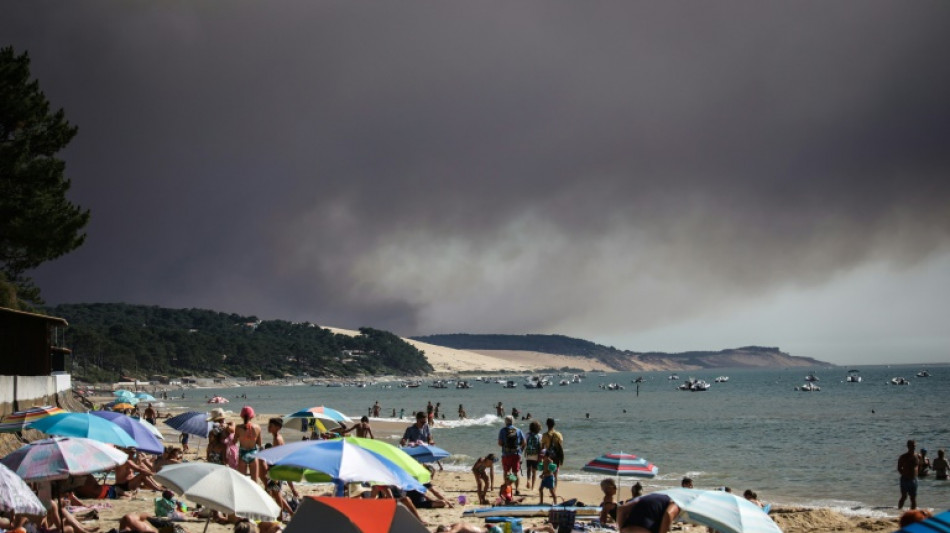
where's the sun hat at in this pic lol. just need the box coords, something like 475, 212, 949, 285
207, 408, 227, 421
240, 405, 255, 419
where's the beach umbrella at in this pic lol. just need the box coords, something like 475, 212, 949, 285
252, 439, 425, 492
0, 461, 47, 515
657, 489, 782, 533
106, 396, 139, 407
113, 390, 135, 398
28, 413, 138, 448
0, 406, 68, 433
134, 392, 157, 401
344, 437, 431, 483
207, 396, 230, 404
284, 406, 352, 425
0, 437, 129, 482
894, 510, 950, 533
87, 411, 164, 454
136, 418, 165, 440
164, 411, 213, 438
582, 452, 658, 478
155, 462, 279, 531
111, 403, 136, 411
284, 497, 429, 533
400, 444, 450, 464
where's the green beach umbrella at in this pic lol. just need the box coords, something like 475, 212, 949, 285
342, 436, 431, 484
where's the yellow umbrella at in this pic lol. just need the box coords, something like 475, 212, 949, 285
112, 403, 134, 411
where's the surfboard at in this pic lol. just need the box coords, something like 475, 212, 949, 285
462, 505, 602, 517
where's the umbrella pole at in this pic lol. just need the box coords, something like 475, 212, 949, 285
203, 516, 211, 533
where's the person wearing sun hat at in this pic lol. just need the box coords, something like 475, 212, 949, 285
235, 405, 263, 482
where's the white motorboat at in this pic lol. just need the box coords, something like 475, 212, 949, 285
679, 378, 711, 391
559, 379, 569, 386
668, 374, 680, 380
917, 370, 930, 378
796, 382, 821, 391
805, 373, 820, 382
714, 376, 729, 383
846, 370, 862, 383
891, 377, 910, 385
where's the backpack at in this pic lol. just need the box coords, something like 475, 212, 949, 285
546, 431, 564, 462
503, 426, 521, 454
525, 432, 541, 456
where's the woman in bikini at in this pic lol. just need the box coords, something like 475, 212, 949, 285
471, 454, 496, 504
235, 406, 263, 482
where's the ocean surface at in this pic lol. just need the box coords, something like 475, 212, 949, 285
164, 365, 949, 516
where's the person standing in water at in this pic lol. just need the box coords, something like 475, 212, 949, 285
898, 439, 920, 510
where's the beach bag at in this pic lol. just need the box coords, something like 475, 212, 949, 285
547, 432, 564, 464
548, 508, 575, 533
525, 433, 541, 458
503, 426, 520, 454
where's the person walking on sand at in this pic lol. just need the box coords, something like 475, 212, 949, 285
235, 406, 263, 482
497, 415, 526, 495
538, 449, 559, 504
524, 420, 542, 489
540, 418, 564, 481
898, 439, 920, 509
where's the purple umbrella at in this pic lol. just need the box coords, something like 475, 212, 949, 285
164, 411, 213, 438
89, 411, 164, 455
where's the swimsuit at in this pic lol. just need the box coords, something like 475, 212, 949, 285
239, 446, 259, 463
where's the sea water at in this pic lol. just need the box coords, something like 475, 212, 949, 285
167, 365, 950, 515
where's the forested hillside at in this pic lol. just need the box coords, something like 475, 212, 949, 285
50, 303, 432, 381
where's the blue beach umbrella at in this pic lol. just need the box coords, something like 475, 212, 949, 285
88, 411, 164, 454
284, 406, 352, 425
113, 390, 135, 398
252, 439, 425, 492
28, 413, 138, 448
401, 444, 450, 464
164, 411, 213, 438
657, 489, 781, 533
134, 393, 157, 402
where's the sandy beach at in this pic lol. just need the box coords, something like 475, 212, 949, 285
55, 405, 903, 533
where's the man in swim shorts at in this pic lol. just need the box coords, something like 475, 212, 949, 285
898, 439, 920, 509
497, 416, 526, 495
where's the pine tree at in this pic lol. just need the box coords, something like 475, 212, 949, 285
0, 46, 90, 308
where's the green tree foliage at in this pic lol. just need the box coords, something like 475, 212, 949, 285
0, 46, 90, 308
49, 303, 433, 381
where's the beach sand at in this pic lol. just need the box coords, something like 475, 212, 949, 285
64, 407, 900, 533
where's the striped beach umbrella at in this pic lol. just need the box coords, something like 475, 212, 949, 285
284, 497, 429, 533
284, 406, 351, 425
582, 452, 658, 478
0, 462, 47, 514
657, 489, 781, 533
0, 406, 67, 433
1, 437, 129, 482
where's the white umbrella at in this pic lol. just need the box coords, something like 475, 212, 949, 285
154, 463, 280, 523
657, 489, 782, 533
135, 418, 165, 440
0, 462, 47, 515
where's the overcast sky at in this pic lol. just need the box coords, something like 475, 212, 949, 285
5, 2, 950, 365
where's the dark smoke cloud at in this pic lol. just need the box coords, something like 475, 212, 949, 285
4, 2, 950, 343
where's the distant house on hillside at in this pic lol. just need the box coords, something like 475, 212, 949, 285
0, 307, 71, 376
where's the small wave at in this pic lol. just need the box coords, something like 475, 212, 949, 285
432, 414, 502, 429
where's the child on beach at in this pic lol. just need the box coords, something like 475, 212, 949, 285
472, 454, 496, 505
179, 432, 189, 453
539, 449, 558, 504
524, 420, 542, 490
498, 474, 526, 505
